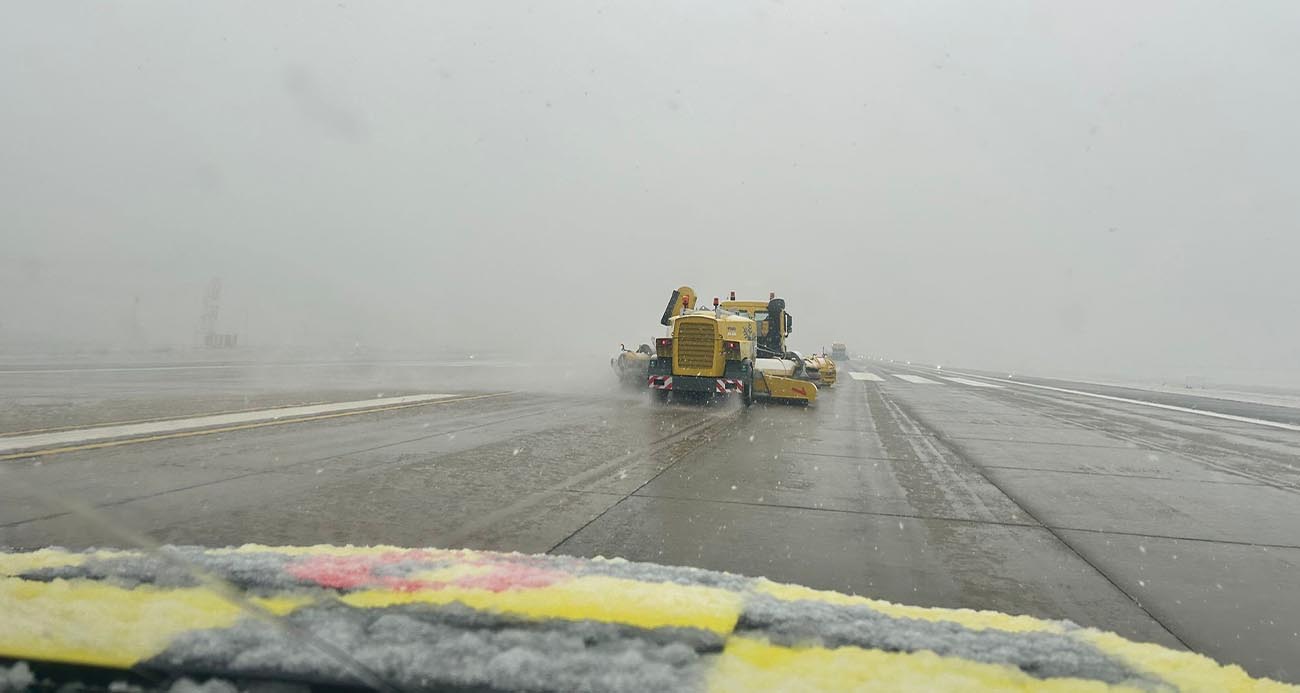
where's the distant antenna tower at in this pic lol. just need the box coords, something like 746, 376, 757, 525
198, 277, 221, 346
127, 295, 144, 347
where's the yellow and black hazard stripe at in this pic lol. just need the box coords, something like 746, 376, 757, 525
1, 546, 1292, 692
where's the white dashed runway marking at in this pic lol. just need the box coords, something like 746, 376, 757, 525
890, 374, 940, 384
941, 376, 1004, 388
849, 372, 886, 382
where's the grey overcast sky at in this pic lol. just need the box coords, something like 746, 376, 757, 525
3, 2, 1298, 380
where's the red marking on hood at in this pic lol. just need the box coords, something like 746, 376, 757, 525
287, 551, 432, 590
287, 552, 563, 593
451, 563, 559, 592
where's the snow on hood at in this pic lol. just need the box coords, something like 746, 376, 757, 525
0, 545, 1291, 692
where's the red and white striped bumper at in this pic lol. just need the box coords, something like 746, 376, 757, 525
715, 378, 745, 393
648, 376, 745, 393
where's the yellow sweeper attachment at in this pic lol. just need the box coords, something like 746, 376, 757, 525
753, 370, 818, 403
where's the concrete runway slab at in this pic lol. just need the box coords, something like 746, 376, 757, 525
3, 357, 1296, 681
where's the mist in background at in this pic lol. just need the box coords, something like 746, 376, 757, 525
3, 2, 1298, 384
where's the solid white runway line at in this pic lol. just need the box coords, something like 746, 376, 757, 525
848, 372, 886, 382
0, 361, 530, 375
890, 374, 940, 384
941, 376, 1004, 388
941, 370, 1300, 433
0, 364, 249, 375
0, 394, 455, 455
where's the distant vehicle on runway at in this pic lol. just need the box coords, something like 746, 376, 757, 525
610, 343, 653, 387
831, 342, 848, 361
804, 352, 837, 386
647, 286, 817, 404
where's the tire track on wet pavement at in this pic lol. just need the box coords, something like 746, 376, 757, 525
439, 405, 745, 551
871, 386, 1190, 650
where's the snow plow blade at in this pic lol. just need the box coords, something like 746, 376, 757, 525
755, 371, 818, 403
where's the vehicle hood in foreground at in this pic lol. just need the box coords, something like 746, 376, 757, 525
1, 545, 1290, 692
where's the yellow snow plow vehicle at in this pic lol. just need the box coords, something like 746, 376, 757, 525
647, 287, 817, 404
719, 291, 820, 403
805, 352, 837, 387
610, 343, 653, 387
